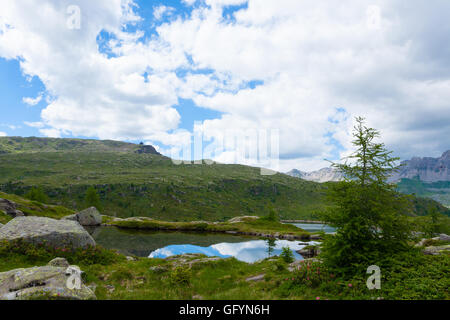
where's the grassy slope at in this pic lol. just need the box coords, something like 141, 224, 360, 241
397, 178, 450, 207
0, 191, 74, 224
0, 137, 448, 221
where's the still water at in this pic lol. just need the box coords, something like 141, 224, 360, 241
88, 227, 319, 263
290, 223, 336, 233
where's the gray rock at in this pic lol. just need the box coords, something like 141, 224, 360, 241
63, 207, 102, 226
439, 234, 450, 241
245, 274, 265, 282
0, 216, 96, 249
48, 258, 70, 268
0, 223, 3, 229
423, 245, 450, 255
0, 264, 96, 300
149, 265, 169, 274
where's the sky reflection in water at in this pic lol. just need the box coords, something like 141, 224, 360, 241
149, 239, 320, 263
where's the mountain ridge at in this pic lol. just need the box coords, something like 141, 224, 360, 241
287, 150, 450, 183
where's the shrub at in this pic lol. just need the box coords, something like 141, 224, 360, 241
169, 266, 192, 286
292, 261, 331, 288
0, 239, 122, 266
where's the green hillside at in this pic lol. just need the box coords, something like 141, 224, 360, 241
0, 137, 448, 221
397, 178, 450, 207
0, 136, 160, 155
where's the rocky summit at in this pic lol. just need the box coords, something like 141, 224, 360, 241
0, 216, 96, 249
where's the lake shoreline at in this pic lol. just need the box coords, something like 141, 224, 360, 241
102, 216, 321, 241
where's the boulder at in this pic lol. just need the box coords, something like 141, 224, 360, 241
0, 216, 96, 249
48, 257, 70, 268
439, 234, 450, 241
0, 198, 24, 218
63, 207, 102, 226
0, 263, 95, 300
296, 246, 321, 258
423, 245, 450, 255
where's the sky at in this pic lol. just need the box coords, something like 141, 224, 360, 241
0, 0, 449, 172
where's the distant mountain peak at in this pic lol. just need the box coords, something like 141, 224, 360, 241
288, 150, 450, 184
286, 167, 343, 183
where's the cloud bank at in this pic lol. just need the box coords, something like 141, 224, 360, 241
1, 0, 449, 171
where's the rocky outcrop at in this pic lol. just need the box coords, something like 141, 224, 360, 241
135, 144, 161, 155
0, 216, 96, 249
439, 234, 450, 241
389, 150, 450, 183
63, 207, 102, 226
0, 198, 24, 218
0, 259, 96, 300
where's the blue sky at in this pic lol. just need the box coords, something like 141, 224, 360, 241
0, 0, 449, 171
0, 0, 219, 138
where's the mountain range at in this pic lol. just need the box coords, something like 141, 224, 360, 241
287, 150, 450, 183
287, 150, 450, 207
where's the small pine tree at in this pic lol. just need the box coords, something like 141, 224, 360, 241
85, 186, 102, 211
25, 187, 48, 203
427, 206, 441, 237
280, 247, 295, 263
319, 117, 412, 276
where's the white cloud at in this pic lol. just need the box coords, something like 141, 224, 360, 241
153, 5, 175, 21
0, 132, 7, 137
1, 0, 450, 172
24, 121, 45, 128
22, 94, 43, 106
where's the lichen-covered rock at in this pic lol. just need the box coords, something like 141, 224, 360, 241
439, 234, 450, 241
0, 216, 96, 249
423, 245, 450, 255
0, 264, 96, 300
48, 257, 70, 268
63, 207, 102, 226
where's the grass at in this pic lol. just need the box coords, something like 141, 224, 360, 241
0, 191, 74, 224
0, 239, 448, 300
